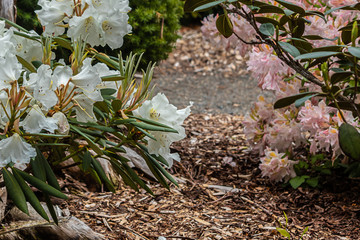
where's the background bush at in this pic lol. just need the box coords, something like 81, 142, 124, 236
16, 0, 183, 66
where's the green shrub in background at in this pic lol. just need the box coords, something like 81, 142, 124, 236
16, 0, 183, 66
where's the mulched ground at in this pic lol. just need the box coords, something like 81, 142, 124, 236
62, 27, 360, 239
63, 114, 360, 240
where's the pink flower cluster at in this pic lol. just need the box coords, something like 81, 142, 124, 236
259, 147, 297, 182
201, 0, 360, 182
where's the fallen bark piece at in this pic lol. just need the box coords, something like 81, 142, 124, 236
1, 203, 104, 240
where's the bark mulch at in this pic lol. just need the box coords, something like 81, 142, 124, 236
63, 114, 360, 239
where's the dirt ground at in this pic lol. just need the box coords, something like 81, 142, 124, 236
64, 27, 360, 239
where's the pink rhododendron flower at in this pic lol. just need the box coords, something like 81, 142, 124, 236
247, 45, 292, 91
310, 127, 341, 159
259, 147, 297, 182
297, 100, 334, 133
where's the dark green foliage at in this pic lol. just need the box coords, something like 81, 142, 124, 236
16, 0, 183, 66
16, 0, 42, 33
120, 0, 183, 67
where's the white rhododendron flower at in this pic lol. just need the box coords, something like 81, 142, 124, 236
0, 54, 22, 90
35, 0, 74, 36
134, 93, 192, 167
0, 133, 37, 167
52, 112, 70, 135
27, 65, 58, 110
73, 94, 98, 122
20, 105, 58, 134
36, 0, 131, 49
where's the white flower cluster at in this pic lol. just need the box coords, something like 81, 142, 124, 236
0, 20, 121, 167
35, 0, 132, 49
134, 94, 192, 167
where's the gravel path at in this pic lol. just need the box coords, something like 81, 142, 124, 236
153, 27, 272, 115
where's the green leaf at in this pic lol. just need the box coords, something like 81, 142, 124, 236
130, 121, 178, 133
276, 228, 291, 238
53, 37, 73, 50
3, 168, 28, 215
348, 47, 360, 58
256, 5, 284, 14
91, 157, 116, 193
70, 125, 103, 155
129, 116, 176, 129
274, 92, 317, 109
294, 94, 318, 108
16, 55, 36, 73
339, 123, 360, 161
100, 88, 117, 96
295, 51, 339, 60
278, 41, 300, 57
351, 21, 359, 46
301, 226, 309, 238
44, 194, 58, 224
37, 149, 61, 191
306, 177, 318, 187
0, 17, 29, 33
276, 0, 305, 15
330, 71, 353, 84
94, 53, 120, 70
289, 176, 306, 189
145, 152, 178, 187
216, 14, 233, 38
13, 169, 68, 199
82, 150, 93, 171
101, 75, 124, 82
193, 0, 226, 12
184, 0, 213, 12
12, 169, 49, 221
305, 10, 326, 22
259, 23, 275, 36
111, 99, 122, 112
31, 155, 46, 182
342, 30, 352, 44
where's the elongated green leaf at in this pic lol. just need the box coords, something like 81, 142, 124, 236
13, 169, 68, 199
259, 23, 275, 36
44, 194, 58, 224
131, 122, 178, 133
111, 99, 122, 113
348, 47, 360, 58
0, 17, 29, 32
274, 92, 317, 109
194, 0, 226, 12
53, 37, 73, 50
68, 119, 116, 133
135, 127, 157, 141
22, 133, 70, 138
35, 143, 70, 147
110, 159, 139, 191
82, 150, 92, 171
94, 53, 120, 70
216, 14, 233, 38
295, 51, 339, 60
37, 148, 61, 191
101, 75, 124, 82
184, 0, 213, 12
276, 0, 305, 15
121, 161, 153, 194
112, 119, 137, 125
147, 153, 178, 187
278, 41, 300, 57
70, 125, 103, 155
256, 5, 284, 14
339, 123, 360, 161
91, 157, 116, 193
12, 169, 49, 221
294, 94, 318, 107
129, 116, 175, 129
16, 55, 36, 73
3, 168, 28, 214
31, 155, 46, 182
305, 10, 326, 21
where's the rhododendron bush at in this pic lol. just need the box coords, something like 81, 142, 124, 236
0, 0, 192, 222
185, 0, 360, 186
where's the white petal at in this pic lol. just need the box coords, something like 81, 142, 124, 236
20, 105, 58, 133
0, 133, 37, 167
